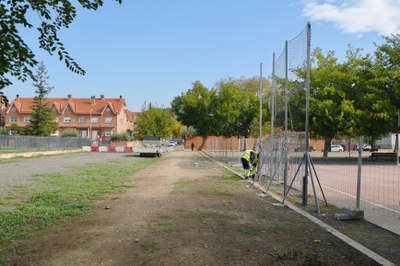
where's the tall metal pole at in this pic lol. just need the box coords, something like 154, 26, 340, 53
283, 41, 289, 194
302, 22, 311, 206
356, 136, 363, 209
259, 63, 263, 145
271, 53, 275, 140
271, 53, 276, 180
257, 63, 263, 181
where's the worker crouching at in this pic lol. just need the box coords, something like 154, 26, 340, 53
241, 149, 258, 179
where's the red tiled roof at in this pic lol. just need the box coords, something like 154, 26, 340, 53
7, 97, 127, 115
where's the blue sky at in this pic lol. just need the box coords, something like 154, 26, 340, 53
5, 0, 400, 111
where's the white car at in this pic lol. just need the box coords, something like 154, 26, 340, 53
330, 144, 344, 152
362, 144, 372, 151
168, 140, 177, 146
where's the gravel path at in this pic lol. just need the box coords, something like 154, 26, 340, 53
0, 152, 136, 197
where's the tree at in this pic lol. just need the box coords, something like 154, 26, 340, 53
168, 120, 184, 139
374, 34, 400, 150
344, 46, 396, 145
26, 62, 58, 136
295, 45, 397, 156
215, 81, 261, 137
180, 126, 197, 139
171, 80, 265, 149
297, 48, 358, 157
0, 0, 123, 90
135, 103, 176, 139
171, 81, 218, 148
374, 34, 400, 131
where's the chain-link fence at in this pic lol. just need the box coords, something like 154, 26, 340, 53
0, 135, 91, 152
203, 134, 400, 235
204, 23, 400, 235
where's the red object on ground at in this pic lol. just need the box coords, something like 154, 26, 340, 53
91, 146, 99, 152
124, 147, 133, 152
108, 146, 116, 152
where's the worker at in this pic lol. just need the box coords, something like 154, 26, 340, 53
241, 149, 258, 179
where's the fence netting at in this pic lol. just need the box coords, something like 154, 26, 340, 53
203, 23, 400, 236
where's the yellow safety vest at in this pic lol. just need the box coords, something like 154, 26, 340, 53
241, 149, 254, 162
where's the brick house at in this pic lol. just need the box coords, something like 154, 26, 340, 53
3, 95, 136, 141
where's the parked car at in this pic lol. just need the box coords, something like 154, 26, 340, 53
330, 144, 344, 152
168, 139, 177, 146
362, 144, 372, 151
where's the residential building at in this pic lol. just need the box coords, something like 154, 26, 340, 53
3, 95, 135, 141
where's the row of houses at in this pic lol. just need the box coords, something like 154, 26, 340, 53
0, 95, 140, 142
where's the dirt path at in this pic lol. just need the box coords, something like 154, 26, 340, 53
8, 151, 398, 265
11, 151, 221, 265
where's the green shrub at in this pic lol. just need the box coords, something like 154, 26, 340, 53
62, 128, 80, 138
0, 127, 7, 135
9, 123, 28, 135
110, 132, 131, 142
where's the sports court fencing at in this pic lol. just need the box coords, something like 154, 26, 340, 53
203, 136, 400, 235
0, 135, 91, 152
204, 23, 400, 235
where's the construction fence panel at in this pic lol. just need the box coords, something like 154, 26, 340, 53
204, 133, 400, 235
0, 135, 91, 152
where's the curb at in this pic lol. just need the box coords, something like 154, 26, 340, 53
0, 149, 81, 159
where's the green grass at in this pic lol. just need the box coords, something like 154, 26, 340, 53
0, 157, 157, 257
139, 241, 159, 253
197, 185, 233, 196
219, 173, 241, 185
182, 210, 235, 220
154, 215, 179, 232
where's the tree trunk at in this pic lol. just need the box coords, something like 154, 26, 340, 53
323, 138, 331, 158
198, 136, 208, 151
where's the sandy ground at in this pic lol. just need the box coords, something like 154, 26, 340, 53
4, 151, 400, 265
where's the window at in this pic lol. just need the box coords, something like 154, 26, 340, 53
24, 116, 31, 123
64, 117, 72, 123
54, 117, 59, 123
90, 117, 99, 123
105, 117, 113, 124
106, 107, 111, 112
79, 117, 86, 123
10, 117, 17, 122
51, 106, 56, 112
11, 106, 16, 111
66, 106, 72, 112
104, 130, 113, 136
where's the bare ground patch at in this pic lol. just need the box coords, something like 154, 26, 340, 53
4, 151, 399, 265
